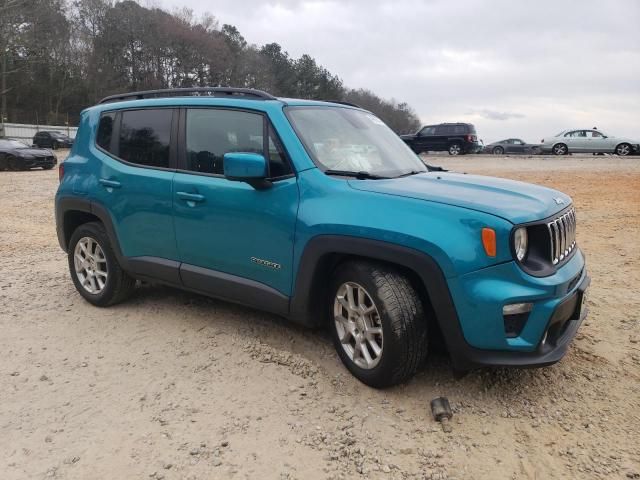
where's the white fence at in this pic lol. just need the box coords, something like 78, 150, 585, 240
0, 123, 78, 143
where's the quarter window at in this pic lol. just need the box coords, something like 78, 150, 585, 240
96, 112, 115, 152
118, 109, 172, 168
185, 109, 292, 178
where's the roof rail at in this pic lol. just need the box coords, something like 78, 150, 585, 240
328, 100, 362, 108
98, 87, 277, 104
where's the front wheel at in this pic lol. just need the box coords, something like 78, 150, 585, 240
552, 143, 568, 155
492, 146, 504, 155
329, 261, 429, 388
615, 143, 631, 156
68, 222, 135, 307
448, 143, 462, 156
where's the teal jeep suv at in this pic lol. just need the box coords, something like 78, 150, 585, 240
55, 87, 590, 388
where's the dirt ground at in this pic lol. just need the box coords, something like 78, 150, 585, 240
1, 152, 639, 480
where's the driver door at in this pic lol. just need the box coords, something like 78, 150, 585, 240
510, 139, 526, 153
587, 130, 607, 153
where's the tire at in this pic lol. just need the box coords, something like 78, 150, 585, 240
492, 146, 504, 155
51, 142, 59, 150
68, 222, 135, 307
615, 143, 632, 156
328, 260, 428, 388
448, 143, 462, 156
552, 143, 568, 155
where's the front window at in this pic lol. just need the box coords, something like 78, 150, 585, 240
185, 108, 292, 178
286, 106, 426, 178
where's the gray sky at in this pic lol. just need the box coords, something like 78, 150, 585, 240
157, 0, 640, 143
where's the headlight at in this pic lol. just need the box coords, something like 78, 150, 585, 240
513, 227, 528, 261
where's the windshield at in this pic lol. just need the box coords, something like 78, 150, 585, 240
286, 106, 427, 177
0, 139, 28, 149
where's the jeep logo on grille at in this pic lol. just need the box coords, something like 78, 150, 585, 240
251, 257, 281, 270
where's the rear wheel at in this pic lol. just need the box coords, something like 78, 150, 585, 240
492, 146, 504, 155
552, 143, 568, 155
329, 261, 428, 388
448, 143, 462, 156
68, 222, 135, 307
615, 143, 631, 156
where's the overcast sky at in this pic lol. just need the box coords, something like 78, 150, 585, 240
156, 0, 639, 143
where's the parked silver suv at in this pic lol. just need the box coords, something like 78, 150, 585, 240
541, 129, 639, 156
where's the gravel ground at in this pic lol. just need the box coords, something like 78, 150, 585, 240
1, 153, 639, 480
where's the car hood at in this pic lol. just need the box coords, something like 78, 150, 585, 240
15, 148, 53, 157
348, 172, 571, 224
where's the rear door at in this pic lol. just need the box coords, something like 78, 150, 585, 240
570, 130, 588, 152
433, 125, 451, 151
562, 130, 580, 152
90, 108, 178, 279
172, 107, 299, 300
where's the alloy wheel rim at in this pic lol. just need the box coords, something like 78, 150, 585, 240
450, 145, 461, 155
333, 282, 383, 369
618, 145, 629, 155
74, 237, 108, 294
555, 145, 566, 154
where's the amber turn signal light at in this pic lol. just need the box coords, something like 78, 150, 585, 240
481, 228, 496, 257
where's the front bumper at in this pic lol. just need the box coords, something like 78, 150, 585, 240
23, 156, 57, 168
443, 250, 590, 371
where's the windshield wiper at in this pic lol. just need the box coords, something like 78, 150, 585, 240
324, 169, 390, 180
425, 164, 447, 172
395, 170, 425, 178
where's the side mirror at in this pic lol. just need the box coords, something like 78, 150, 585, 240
223, 152, 271, 189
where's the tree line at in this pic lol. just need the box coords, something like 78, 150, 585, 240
0, 0, 421, 133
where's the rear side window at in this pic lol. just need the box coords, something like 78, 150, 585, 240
436, 125, 455, 135
453, 125, 466, 134
118, 109, 172, 168
96, 112, 115, 152
185, 108, 292, 178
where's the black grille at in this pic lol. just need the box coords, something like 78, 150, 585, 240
547, 207, 576, 265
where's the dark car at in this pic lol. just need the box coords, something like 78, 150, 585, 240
401, 123, 479, 155
484, 138, 540, 155
33, 131, 74, 149
0, 138, 57, 170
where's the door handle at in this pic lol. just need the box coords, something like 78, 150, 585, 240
99, 178, 121, 189
176, 191, 205, 203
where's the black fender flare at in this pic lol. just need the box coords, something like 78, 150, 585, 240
56, 196, 123, 258
288, 235, 466, 357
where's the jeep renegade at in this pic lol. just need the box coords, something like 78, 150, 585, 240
55, 87, 590, 388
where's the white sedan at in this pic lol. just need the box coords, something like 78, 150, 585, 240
540, 129, 639, 156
